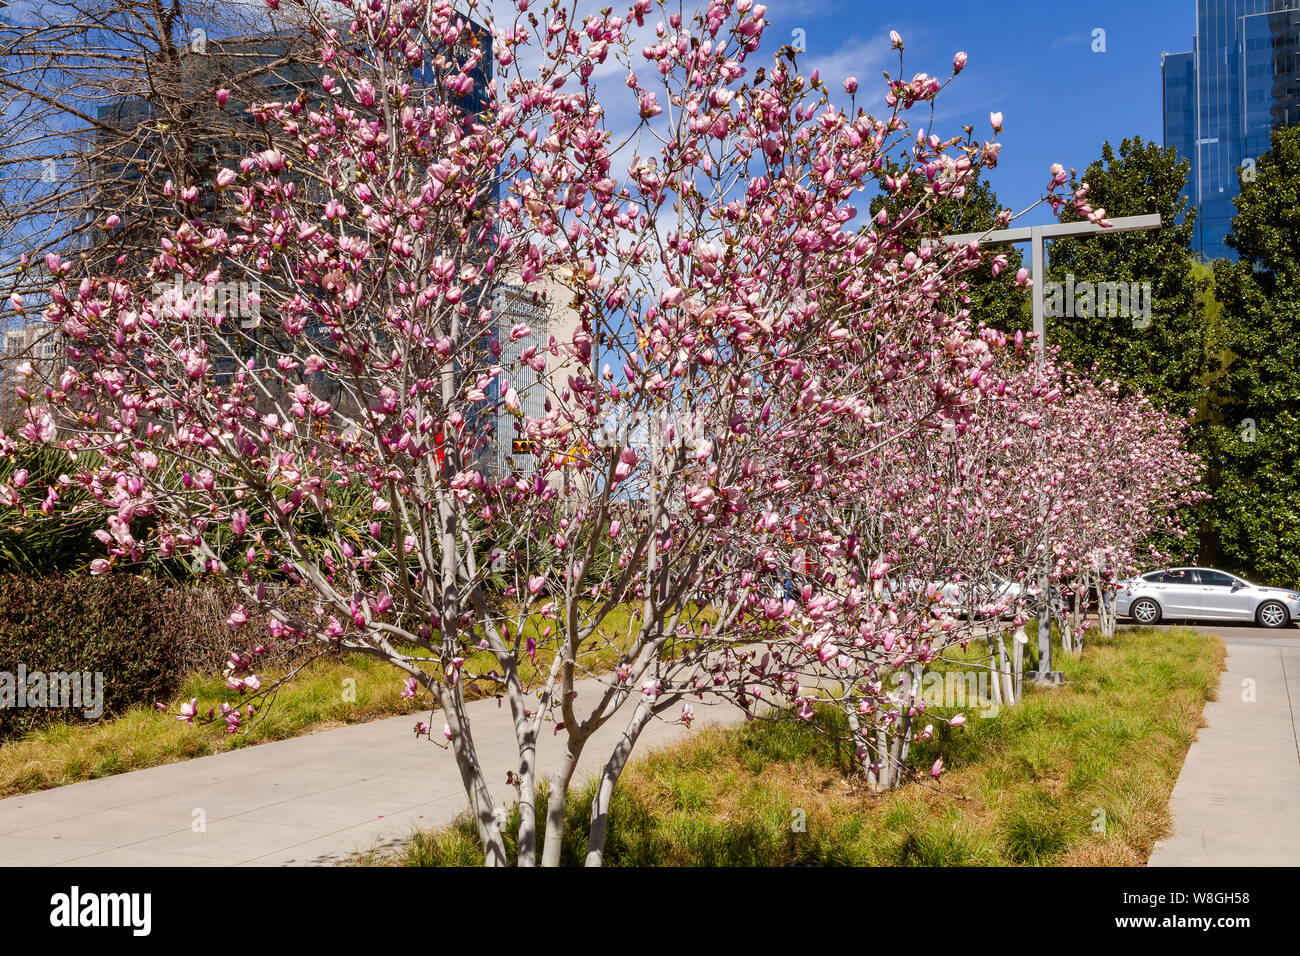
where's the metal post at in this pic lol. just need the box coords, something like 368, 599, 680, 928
1030, 225, 1055, 682
1031, 225, 1045, 347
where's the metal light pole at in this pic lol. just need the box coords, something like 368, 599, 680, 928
937, 213, 1162, 684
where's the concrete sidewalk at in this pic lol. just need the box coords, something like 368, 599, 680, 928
1148, 640, 1300, 866
0, 682, 744, 867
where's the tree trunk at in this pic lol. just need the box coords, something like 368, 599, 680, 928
867, 724, 890, 791
585, 696, 655, 866
1097, 576, 1117, 638
1008, 634, 1019, 702
506, 680, 538, 866
1036, 565, 1053, 677
440, 685, 506, 866
995, 630, 1015, 705
986, 634, 1004, 707
540, 740, 584, 867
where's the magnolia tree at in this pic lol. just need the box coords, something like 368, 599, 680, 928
752, 345, 1203, 790
0, 0, 1203, 852
713, 155, 1203, 789
748, 341, 1049, 789
1035, 370, 1203, 646
0, 0, 1032, 863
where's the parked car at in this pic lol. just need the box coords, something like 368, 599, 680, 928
1116, 567, 1300, 629
901, 570, 1040, 621
878, 570, 1054, 622
932, 570, 1023, 620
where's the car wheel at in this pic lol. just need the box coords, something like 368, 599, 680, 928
1131, 598, 1162, 625
1256, 600, 1290, 629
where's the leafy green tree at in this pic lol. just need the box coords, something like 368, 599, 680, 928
869, 167, 1027, 331
1203, 414, 1300, 586
1045, 138, 1209, 419
1202, 126, 1300, 586
0, 448, 104, 574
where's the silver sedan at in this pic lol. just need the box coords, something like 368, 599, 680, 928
1116, 567, 1300, 629
933, 571, 1025, 620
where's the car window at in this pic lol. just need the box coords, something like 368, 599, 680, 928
1141, 572, 1163, 582
1159, 569, 1193, 584
1198, 570, 1236, 587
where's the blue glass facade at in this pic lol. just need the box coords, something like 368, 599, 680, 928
1163, 1, 1300, 261
1162, 50, 1199, 245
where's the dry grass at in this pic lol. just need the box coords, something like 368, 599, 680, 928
0, 602, 642, 797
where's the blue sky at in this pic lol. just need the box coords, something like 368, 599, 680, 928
760, 0, 1196, 224
1, 0, 1200, 232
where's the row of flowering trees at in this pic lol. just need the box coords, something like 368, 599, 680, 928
0, 0, 1201, 864
760, 348, 1203, 790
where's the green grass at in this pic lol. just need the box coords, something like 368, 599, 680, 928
0, 602, 643, 797
374, 625, 1224, 866
0, 649, 427, 797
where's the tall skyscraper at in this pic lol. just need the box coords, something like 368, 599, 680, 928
1162, 1, 1300, 260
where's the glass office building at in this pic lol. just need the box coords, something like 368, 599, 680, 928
1162, 1, 1300, 261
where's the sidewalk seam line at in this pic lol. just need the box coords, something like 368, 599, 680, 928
1280, 647, 1300, 766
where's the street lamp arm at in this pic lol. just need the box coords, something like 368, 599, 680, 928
934, 213, 1162, 248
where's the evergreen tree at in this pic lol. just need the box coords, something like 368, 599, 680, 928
869, 167, 1028, 332
1203, 126, 1300, 586
1045, 137, 1209, 419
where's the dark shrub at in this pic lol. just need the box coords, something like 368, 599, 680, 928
0, 574, 185, 739
168, 581, 323, 675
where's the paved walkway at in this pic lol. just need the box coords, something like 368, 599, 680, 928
1147, 635, 1300, 866
0, 683, 744, 867
7, 623, 1295, 867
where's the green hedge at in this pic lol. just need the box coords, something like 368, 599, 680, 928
0, 575, 185, 740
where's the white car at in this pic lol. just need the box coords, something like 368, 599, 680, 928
932, 571, 1026, 620
1116, 567, 1300, 629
